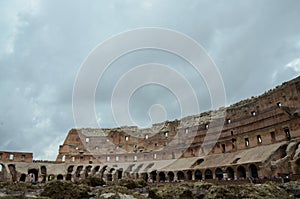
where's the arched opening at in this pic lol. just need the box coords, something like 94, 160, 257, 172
41, 166, 47, 183
57, 174, 63, 180
159, 172, 166, 182
141, 173, 148, 182
117, 169, 123, 179
205, 169, 213, 179
167, 171, 174, 182
107, 173, 113, 181
85, 165, 92, 178
48, 174, 55, 181
226, 167, 234, 179
66, 165, 74, 181
187, 170, 193, 180
177, 171, 185, 181
0, 164, 2, 172
19, 173, 26, 182
237, 166, 246, 179
28, 168, 38, 182
8, 164, 18, 182
66, 174, 72, 181
296, 158, 300, 174
150, 170, 157, 182
195, 170, 202, 180
75, 166, 83, 178
67, 165, 74, 173
215, 168, 223, 180
99, 165, 108, 179
249, 164, 258, 178
92, 166, 100, 175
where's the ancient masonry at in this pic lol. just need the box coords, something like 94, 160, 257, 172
1, 76, 300, 183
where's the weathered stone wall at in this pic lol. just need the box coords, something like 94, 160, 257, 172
1, 76, 300, 183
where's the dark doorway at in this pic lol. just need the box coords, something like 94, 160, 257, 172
226, 167, 234, 179
117, 169, 123, 179
141, 173, 148, 182
237, 166, 246, 179
187, 170, 193, 180
215, 168, 223, 180
167, 171, 174, 182
150, 171, 157, 182
19, 173, 26, 182
195, 170, 202, 180
205, 169, 213, 179
249, 164, 258, 178
159, 172, 166, 182
28, 169, 38, 182
66, 174, 72, 181
177, 171, 185, 181
57, 174, 63, 180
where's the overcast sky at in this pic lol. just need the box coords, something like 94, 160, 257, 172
0, 0, 300, 160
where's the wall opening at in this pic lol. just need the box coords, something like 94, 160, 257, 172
295, 158, 300, 174
159, 172, 166, 182
117, 169, 123, 179
141, 173, 148, 181
172, 152, 175, 159
107, 173, 113, 181
232, 138, 236, 149
222, 144, 226, 153
270, 131, 276, 141
9, 154, 14, 161
177, 171, 185, 181
57, 174, 63, 180
195, 170, 202, 180
48, 175, 55, 181
61, 155, 65, 162
153, 153, 157, 160
75, 166, 83, 178
205, 169, 213, 179
19, 173, 26, 182
92, 166, 100, 175
167, 171, 174, 182
237, 166, 246, 179
185, 128, 189, 134
28, 168, 38, 182
249, 164, 258, 178
164, 132, 168, 138
277, 102, 282, 108
150, 170, 157, 182
284, 128, 291, 140
245, 138, 249, 147
0, 164, 2, 172
215, 168, 223, 180
205, 124, 209, 130
85, 165, 92, 178
41, 166, 47, 183
251, 111, 256, 116
257, 135, 262, 144
187, 170, 193, 180
226, 167, 234, 180
66, 174, 72, 181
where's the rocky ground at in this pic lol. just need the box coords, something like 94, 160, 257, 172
0, 178, 300, 199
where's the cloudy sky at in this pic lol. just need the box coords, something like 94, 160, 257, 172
0, 0, 300, 160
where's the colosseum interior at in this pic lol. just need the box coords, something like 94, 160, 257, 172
1, 76, 300, 184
